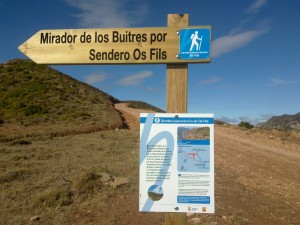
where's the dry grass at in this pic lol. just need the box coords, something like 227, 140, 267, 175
0, 124, 299, 225
0, 129, 162, 225
36, 187, 74, 208
0, 167, 31, 183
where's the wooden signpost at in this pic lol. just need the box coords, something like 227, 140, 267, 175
165, 14, 188, 225
19, 14, 211, 225
18, 25, 210, 65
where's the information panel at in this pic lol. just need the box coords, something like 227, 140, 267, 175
139, 113, 214, 213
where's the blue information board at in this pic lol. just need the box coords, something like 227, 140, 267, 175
179, 28, 211, 60
139, 113, 215, 213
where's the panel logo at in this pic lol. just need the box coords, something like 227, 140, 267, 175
179, 28, 211, 60
154, 117, 160, 123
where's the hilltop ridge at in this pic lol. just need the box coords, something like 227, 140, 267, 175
0, 59, 165, 140
0, 59, 123, 139
257, 112, 300, 130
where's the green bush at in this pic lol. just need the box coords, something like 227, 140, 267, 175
0, 110, 4, 125
10, 139, 32, 145
238, 121, 254, 129
24, 104, 46, 116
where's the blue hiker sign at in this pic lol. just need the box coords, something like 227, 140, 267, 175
179, 27, 211, 61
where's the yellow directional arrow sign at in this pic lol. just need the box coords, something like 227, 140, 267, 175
19, 27, 211, 65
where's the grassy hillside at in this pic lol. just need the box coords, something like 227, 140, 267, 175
0, 59, 123, 140
124, 100, 164, 112
0, 60, 167, 224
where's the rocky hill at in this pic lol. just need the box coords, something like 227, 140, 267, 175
178, 127, 210, 140
0, 59, 124, 139
257, 112, 300, 130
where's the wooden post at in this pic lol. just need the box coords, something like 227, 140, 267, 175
165, 14, 189, 225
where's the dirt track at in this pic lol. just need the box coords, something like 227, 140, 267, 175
115, 103, 300, 224
115, 103, 157, 129
213, 126, 299, 224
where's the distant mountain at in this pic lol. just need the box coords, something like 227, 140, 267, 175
257, 113, 300, 130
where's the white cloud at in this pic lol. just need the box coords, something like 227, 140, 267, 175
144, 86, 162, 92
246, 0, 268, 14
256, 113, 274, 122
270, 78, 300, 86
65, 0, 148, 28
116, 71, 152, 86
85, 72, 107, 84
212, 27, 269, 58
198, 76, 222, 85
152, 186, 163, 194
217, 113, 273, 125
239, 114, 274, 125
212, 0, 270, 58
216, 116, 239, 124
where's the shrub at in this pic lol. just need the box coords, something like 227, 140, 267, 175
37, 187, 74, 208
0, 168, 31, 183
0, 110, 4, 118
10, 139, 32, 145
75, 171, 103, 196
238, 121, 254, 129
0, 109, 4, 124
24, 104, 46, 116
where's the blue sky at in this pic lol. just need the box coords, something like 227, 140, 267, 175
1, 0, 299, 124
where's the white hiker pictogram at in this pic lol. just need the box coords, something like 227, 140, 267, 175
190, 31, 203, 51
